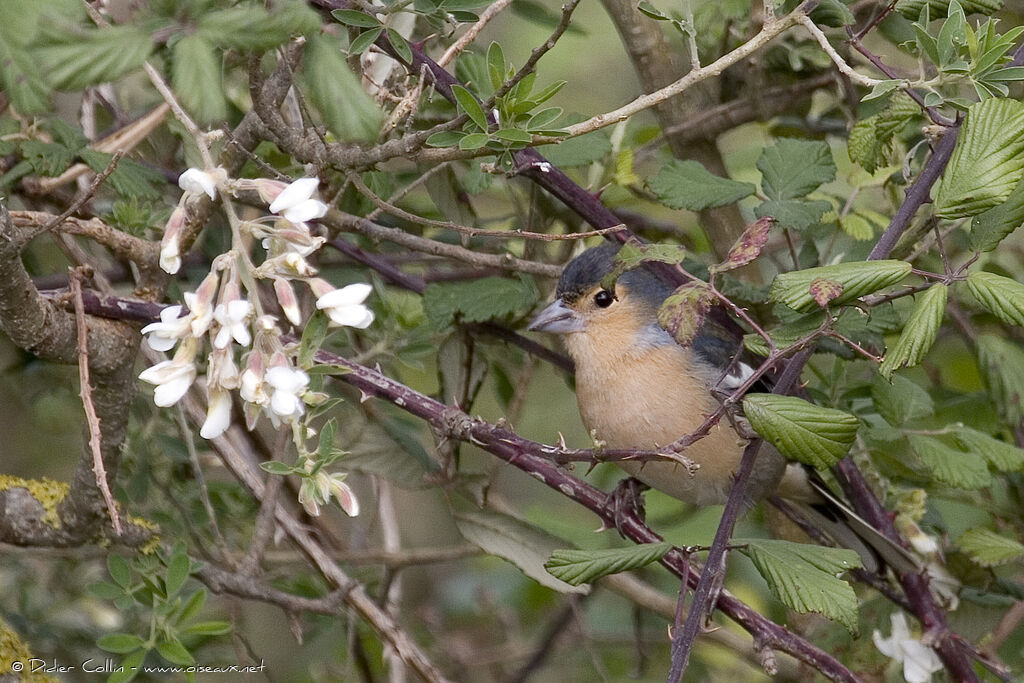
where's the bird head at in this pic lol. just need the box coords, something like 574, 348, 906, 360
528, 244, 675, 351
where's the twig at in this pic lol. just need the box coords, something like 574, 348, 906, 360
35, 151, 124, 241
799, 15, 884, 88
69, 268, 122, 536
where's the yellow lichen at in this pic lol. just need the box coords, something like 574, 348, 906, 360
0, 617, 58, 682
126, 515, 161, 554
0, 475, 69, 529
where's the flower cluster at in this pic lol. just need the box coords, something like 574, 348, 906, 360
873, 612, 943, 683
141, 171, 375, 517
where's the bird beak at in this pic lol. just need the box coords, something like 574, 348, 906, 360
528, 299, 584, 334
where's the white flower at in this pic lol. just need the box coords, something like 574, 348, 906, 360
873, 612, 943, 683
297, 468, 359, 517
159, 206, 185, 275
178, 167, 223, 200
141, 305, 189, 352
213, 299, 253, 349
200, 387, 233, 439
269, 177, 328, 223
313, 281, 374, 329
298, 479, 321, 517
183, 271, 220, 338
327, 473, 359, 516
264, 365, 309, 420
138, 359, 196, 407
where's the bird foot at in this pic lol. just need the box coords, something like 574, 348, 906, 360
601, 477, 649, 534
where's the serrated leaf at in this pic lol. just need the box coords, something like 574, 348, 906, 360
545, 543, 673, 585
879, 283, 947, 378
849, 117, 885, 172
22, 140, 75, 176
452, 84, 489, 130
600, 242, 688, 290
658, 282, 713, 346
952, 425, 1024, 471
839, 213, 876, 241
965, 271, 1024, 328
79, 150, 164, 200
304, 34, 382, 142
97, 633, 145, 654
871, 373, 935, 425
935, 98, 1024, 218
908, 434, 991, 488
422, 277, 537, 331
977, 333, 1024, 424
742, 394, 859, 468
37, 25, 153, 90
200, 4, 319, 50
648, 159, 756, 211
156, 640, 194, 666
107, 554, 132, 589
738, 539, 861, 633
969, 176, 1024, 251
769, 261, 912, 312
757, 139, 837, 200
172, 34, 226, 124
755, 199, 832, 231
0, 4, 50, 113
958, 527, 1024, 566
455, 510, 588, 594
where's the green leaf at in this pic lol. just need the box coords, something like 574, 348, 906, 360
492, 128, 533, 143
331, 9, 382, 27
977, 333, 1024, 424
109, 650, 143, 683
422, 277, 538, 331
769, 260, 912, 312
165, 552, 191, 598
908, 434, 991, 488
970, 176, 1024, 251
648, 160, 756, 211
260, 460, 297, 475
896, 0, 1002, 17
22, 140, 75, 176
0, 4, 50, 113
199, 4, 319, 50
738, 539, 861, 633
871, 373, 934, 426
180, 620, 232, 636
935, 98, 1024, 218
458, 132, 490, 150
107, 554, 132, 589
425, 131, 466, 147
348, 27, 382, 55
755, 199, 831, 231
600, 242, 689, 290
37, 25, 153, 90
304, 34, 382, 142
862, 79, 902, 101
97, 633, 145, 655
958, 527, 1024, 566
487, 41, 506, 91
455, 510, 589, 594
742, 394, 859, 468
156, 640, 194, 666
965, 271, 1024, 328
527, 107, 563, 130
79, 150, 164, 200
386, 28, 413, 64
757, 139, 837, 200
545, 543, 673, 586
317, 419, 337, 460
952, 425, 1024, 471
176, 588, 207, 624
452, 84, 489, 131
879, 283, 948, 378
298, 310, 329, 368
172, 35, 226, 124
536, 130, 611, 166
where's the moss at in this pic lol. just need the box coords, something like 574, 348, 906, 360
0, 475, 69, 529
0, 618, 58, 682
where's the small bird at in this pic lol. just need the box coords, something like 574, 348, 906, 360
528, 243, 916, 572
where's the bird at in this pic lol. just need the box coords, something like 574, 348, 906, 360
528, 242, 917, 573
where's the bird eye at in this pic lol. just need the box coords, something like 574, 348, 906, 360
593, 289, 615, 308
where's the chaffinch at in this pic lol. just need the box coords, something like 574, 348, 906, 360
529, 243, 917, 573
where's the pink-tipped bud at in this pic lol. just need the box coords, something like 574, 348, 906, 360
274, 278, 302, 326
255, 178, 290, 206
159, 206, 186, 274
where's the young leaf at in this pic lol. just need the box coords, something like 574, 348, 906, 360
304, 34, 382, 142
742, 394, 859, 469
647, 159, 756, 211
935, 98, 1024, 218
879, 283, 948, 378
952, 425, 1024, 471
455, 510, 589, 594
757, 139, 837, 200
260, 460, 297, 475
451, 84, 489, 130
176, 588, 207, 624
738, 539, 862, 633
958, 527, 1024, 566
964, 271, 1024, 328
970, 176, 1024, 251
908, 434, 991, 488
871, 373, 935, 426
769, 261, 912, 312
545, 543, 673, 586
172, 34, 227, 124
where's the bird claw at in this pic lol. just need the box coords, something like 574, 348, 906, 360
602, 477, 649, 534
